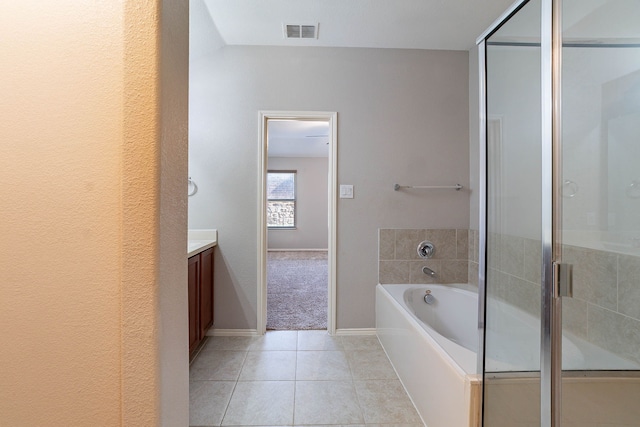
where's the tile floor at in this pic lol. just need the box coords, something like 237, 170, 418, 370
189, 330, 424, 427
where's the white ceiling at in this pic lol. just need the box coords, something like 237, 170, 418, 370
267, 120, 330, 158
203, 0, 516, 51
198, 0, 517, 156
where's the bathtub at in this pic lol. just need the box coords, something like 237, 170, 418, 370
376, 284, 481, 427
376, 283, 640, 427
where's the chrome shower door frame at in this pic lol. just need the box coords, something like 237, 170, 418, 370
477, 0, 563, 426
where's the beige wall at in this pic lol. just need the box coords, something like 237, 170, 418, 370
189, 46, 469, 329
0, 1, 188, 424
267, 157, 329, 250
468, 45, 481, 231
158, 0, 190, 424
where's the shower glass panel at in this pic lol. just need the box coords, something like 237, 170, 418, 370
560, 0, 640, 424
483, 1, 543, 425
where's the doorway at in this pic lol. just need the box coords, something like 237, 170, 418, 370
258, 111, 337, 335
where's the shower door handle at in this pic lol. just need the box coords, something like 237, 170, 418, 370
553, 262, 573, 298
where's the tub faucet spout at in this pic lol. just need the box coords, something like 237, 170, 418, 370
422, 266, 436, 277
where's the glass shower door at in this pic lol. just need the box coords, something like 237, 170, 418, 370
559, 0, 640, 424
482, 0, 640, 426
483, 1, 544, 425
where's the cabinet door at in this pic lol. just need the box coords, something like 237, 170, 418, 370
199, 248, 214, 336
188, 254, 200, 355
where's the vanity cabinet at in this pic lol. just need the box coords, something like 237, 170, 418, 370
188, 247, 214, 358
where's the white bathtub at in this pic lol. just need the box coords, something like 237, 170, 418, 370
376, 284, 481, 427
376, 283, 640, 427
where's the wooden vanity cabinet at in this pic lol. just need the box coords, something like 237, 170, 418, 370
199, 248, 214, 336
188, 247, 214, 358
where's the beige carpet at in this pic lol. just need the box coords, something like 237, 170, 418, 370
267, 251, 327, 330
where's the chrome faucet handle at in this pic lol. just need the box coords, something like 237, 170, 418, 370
417, 241, 435, 258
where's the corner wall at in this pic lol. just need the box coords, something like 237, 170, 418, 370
123, 0, 190, 424
0, 1, 189, 424
159, 0, 190, 424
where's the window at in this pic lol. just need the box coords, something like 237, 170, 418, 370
267, 171, 296, 228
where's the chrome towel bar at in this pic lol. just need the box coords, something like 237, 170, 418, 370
394, 183, 463, 191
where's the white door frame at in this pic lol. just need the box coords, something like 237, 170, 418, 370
258, 110, 338, 335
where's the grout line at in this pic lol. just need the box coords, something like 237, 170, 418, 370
237, 349, 250, 382
219, 374, 239, 427
616, 254, 619, 312
392, 229, 397, 260
292, 369, 297, 425
294, 337, 298, 381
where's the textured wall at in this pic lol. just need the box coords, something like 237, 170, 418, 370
122, 0, 190, 424
0, 1, 124, 424
189, 46, 469, 329
122, 1, 162, 423
0, 1, 189, 424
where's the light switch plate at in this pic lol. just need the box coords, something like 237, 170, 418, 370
340, 185, 354, 199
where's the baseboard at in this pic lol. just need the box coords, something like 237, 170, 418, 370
267, 248, 328, 252
208, 328, 376, 337
334, 328, 377, 336
207, 328, 260, 337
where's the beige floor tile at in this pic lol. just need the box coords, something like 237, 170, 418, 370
327, 424, 424, 427
347, 349, 397, 380
354, 380, 421, 424
297, 330, 343, 350
239, 351, 296, 381
294, 381, 364, 425
362, 424, 424, 427
249, 331, 298, 351
296, 351, 351, 380
222, 381, 294, 426
189, 334, 426, 427
205, 336, 256, 351
189, 380, 235, 426
189, 350, 247, 381
340, 335, 382, 352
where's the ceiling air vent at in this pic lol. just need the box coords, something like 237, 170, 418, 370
284, 23, 318, 39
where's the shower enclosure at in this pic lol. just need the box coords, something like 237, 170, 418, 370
478, 0, 640, 426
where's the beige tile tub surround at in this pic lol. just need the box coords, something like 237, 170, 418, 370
563, 244, 640, 366
379, 228, 640, 366
487, 231, 640, 367
468, 229, 480, 286
379, 228, 475, 285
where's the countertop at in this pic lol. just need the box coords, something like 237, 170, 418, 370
188, 229, 217, 258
